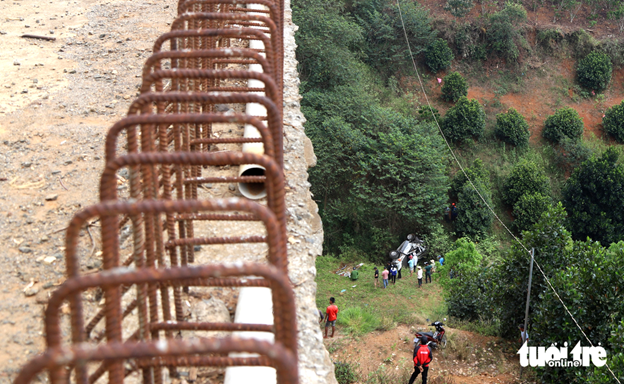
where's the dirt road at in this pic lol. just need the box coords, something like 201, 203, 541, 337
0, 0, 178, 380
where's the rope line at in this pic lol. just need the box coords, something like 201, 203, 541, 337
394, 1, 621, 381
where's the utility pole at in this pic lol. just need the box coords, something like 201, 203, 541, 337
520, 248, 535, 379
523, 248, 535, 344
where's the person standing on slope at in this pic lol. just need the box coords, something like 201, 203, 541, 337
409, 336, 433, 384
374, 267, 379, 288
408, 255, 415, 277
381, 267, 389, 289
390, 264, 398, 285
424, 262, 432, 284
417, 266, 423, 288
323, 297, 339, 338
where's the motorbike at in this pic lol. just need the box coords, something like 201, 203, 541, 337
414, 321, 447, 349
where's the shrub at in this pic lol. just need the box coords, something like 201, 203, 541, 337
488, 2, 527, 61
542, 107, 584, 143
550, 136, 593, 175
512, 192, 551, 232
417, 105, 440, 123
337, 307, 380, 335
536, 28, 563, 52
444, 0, 474, 17
603, 100, 624, 143
425, 38, 454, 73
495, 108, 530, 147
503, 159, 550, 206
439, 238, 491, 320
577, 51, 612, 92
450, 159, 489, 197
441, 96, 485, 142
441, 72, 468, 102
334, 362, 358, 384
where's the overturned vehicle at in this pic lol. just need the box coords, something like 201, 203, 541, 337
388, 234, 426, 273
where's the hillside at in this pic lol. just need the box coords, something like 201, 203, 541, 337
294, 0, 624, 382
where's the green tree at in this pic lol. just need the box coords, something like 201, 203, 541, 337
487, 2, 527, 60
603, 100, 624, 143
532, 240, 624, 383
441, 96, 486, 142
441, 71, 468, 102
495, 107, 530, 147
451, 159, 493, 239
502, 159, 551, 206
439, 238, 490, 320
490, 203, 573, 338
353, 119, 450, 235
542, 107, 584, 143
577, 51, 613, 92
425, 38, 454, 73
293, 0, 365, 90
562, 147, 624, 245
512, 192, 551, 232
352, 0, 436, 79
455, 181, 493, 239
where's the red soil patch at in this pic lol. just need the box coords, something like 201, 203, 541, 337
416, 58, 624, 145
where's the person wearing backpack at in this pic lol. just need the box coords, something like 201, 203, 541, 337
409, 336, 433, 384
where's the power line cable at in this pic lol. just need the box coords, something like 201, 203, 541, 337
394, 1, 621, 382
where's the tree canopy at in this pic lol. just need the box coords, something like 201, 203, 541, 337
562, 147, 624, 245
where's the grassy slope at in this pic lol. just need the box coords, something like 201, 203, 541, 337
316, 257, 526, 383
315, 257, 447, 333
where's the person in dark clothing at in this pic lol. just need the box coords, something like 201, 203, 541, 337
424, 262, 432, 284
451, 203, 458, 221
390, 264, 397, 285
374, 267, 379, 288
409, 336, 433, 384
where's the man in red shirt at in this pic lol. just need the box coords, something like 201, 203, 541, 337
323, 297, 339, 338
409, 336, 433, 384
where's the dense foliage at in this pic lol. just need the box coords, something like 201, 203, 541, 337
443, 205, 624, 382
425, 38, 455, 73
441, 71, 468, 102
294, 0, 450, 261
562, 147, 624, 245
502, 159, 551, 206
543, 107, 584, 143
441, 96, 485, 142
451, 160, 493, 238
333, 362, 358, 384
487, 2, 527, 60
511, 192, 551, 232
603, 100, 624, 143
577, 51, 613, 92
494, 108, 530, 147
439, 238, 487, 320
295, 3, 624, 380
532, 240, 624, 383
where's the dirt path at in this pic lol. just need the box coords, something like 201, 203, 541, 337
325, 325, 522, 384
0, 0, 179, 380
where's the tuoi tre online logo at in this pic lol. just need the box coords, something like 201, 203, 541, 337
517, 341, 607, 368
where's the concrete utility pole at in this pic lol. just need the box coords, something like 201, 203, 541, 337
523, 248, 535, 344
520, 248, 535, 379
